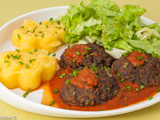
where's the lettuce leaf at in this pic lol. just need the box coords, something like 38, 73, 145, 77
128, 40, 153, 53
90, 0, 120, 12
147, 23, 160, 34
122, 5, 146, 22
152, 41, 160, 57
128, 40, 160, 57
61, 1, 102, 43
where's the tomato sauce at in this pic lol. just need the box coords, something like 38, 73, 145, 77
49, 68, 159, 111
65, 44, 90, 63
70, 69, 97, 89
125, 51, 148, 67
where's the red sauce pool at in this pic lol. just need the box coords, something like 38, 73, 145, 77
49, 68, 159, 111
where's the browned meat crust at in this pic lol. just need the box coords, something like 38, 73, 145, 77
58, 43, 114, 69
59, 68, 119, 106
112, 54, 160, 87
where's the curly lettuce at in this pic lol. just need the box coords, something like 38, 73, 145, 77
61, 0, 160, 58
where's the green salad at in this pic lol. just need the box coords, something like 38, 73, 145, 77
60, 0, 160, 58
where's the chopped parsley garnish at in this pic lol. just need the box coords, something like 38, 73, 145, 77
46, 24, 48, 28
83, 82, 86, 84
92, 66, 98, 70
19, 61, 24, 65
138, 56, 142, 60
23, 89, 31, 98
113, 90, 117, 96
120, 79, 124, 82
68, 45, 70, 48
29, 59, 36, 63
123, 51, 130, 57
11, 55, 16, 60
69, 73, 75, 77
65, 79, 70, 84
102, 66, 106, 69
35, 34, 37, 36
15, 49, 20, 52
4, 60, 9, 63
117, 73, 121, 77
141, 85, 144, 89
25, 64, 29, 69
126, 85, 131, 91
83, 67, 88, 69
17, 34, 21, 40
136, 88, 139, 92
34, 49, 38, 52
49, 18, 53, 22
144, 59, 148, 62
73, 60, 76, 62
122, 89, 125, 91
107, 67, 110, 70
41, 33, 44, 38
57, 21, 60, 25
147, 96, 153, 100
82, 51, 87, 55
95, 75, 98, 78
7, 55, 10, 59
138, 49, 142, 53
90, 53, 94, 55
73, 70, 78, 77
26, 30, 30, 33
86, 47, 91, 50
39, 31, 43, 33
21, 26, 24, 28
67, 108, 70, 110
52, 53, 56, 57
76, 52, 81, 55
53, 89, 58, 93
49, 100, 55, 106
136, 63, 140, 67
57, 27, 61, 29
29, 51, 33, 54
60, 73, 66, 78
48, 52, 50, 56
157, 87, 160, 92
11, 55, 21, 60
100, 109, 104, 111
32, 28, 35, 33
17, 55, 21, 59
39, 22, 42, 25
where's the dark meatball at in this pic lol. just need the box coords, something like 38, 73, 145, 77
59, 68, 119, 106
112, 53, 160, 87
59, 44, 118, 106
59, 43, 114, 69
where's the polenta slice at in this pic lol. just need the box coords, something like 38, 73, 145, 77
12, 19, 65, 53
0, 49, 58, 90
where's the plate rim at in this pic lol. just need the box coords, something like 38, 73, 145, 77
0, 6, 159, 118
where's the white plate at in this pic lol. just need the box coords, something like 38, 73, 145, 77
0, 6, 159, 118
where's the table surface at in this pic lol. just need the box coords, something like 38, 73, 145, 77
0, 0, 160, 120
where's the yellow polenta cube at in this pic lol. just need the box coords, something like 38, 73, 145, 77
12, 20, 65, 53
0, 49, 58, 90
